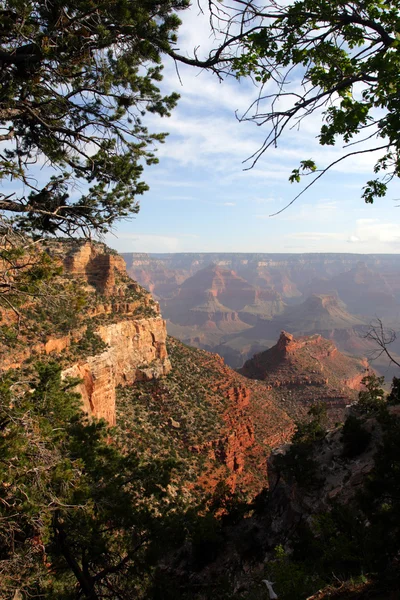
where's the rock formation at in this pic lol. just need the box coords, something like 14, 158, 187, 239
63, 318, 170, 425
62, 240, 128, 296
117, 337, 294, 497
122, 252, 400, 374
239, 331, 369, 422
0, 241, 171, 425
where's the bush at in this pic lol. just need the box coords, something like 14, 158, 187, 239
274, 402, 327, 489
341, 415, 371, 458
357, 374, 386, 415
72, 324, 108, 357
388, 377, 400, 405
268, 545, 319, 600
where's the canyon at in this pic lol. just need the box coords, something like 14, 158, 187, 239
3, 241, 399, 600
0, 242, 295, 497
123, 252, 400, 376
0, 241, 372, 496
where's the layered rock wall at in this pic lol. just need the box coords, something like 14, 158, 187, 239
63, 317, 171, 425
63, 242, 127, 296
1, 241, 171, 426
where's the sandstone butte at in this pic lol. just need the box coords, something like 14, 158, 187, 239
239, 330, 370, 423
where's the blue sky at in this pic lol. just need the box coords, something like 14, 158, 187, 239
104, 5, 400, 254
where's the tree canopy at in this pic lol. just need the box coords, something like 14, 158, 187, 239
170, 0, 400, 210
2, 0, 400, 231
0, 362, 186, 599
0, 0, 188, 236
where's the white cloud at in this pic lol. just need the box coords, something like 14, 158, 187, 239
349, 219, 400, 245
223, 201, 236, 206
283, 200, 339, 222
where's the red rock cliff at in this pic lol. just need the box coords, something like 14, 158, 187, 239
1, 241, 171, 426
63, 317, 170, 425
240, 331, 369, 422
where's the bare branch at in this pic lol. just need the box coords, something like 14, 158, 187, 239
365, 317, 400, 369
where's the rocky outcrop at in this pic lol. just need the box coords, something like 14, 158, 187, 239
129, 337, 295, 497
60, 243, 171, 424
63, 317, 170, 425
123, 253, 400, 373
239, 331, 369, 422
62, 241, 128, 296
263, 407, 400, 553
1, 241, 171, 426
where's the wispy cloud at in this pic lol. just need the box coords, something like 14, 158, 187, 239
287, 231, 345, 241
348, 219, 400, 245
283, 200, 339, 222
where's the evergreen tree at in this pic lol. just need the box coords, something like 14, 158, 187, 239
0, 0, 188, 236
0, 362, 182, 598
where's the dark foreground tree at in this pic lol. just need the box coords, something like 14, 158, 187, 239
0, 362, 185, 599
171, 0, 400, 210
0, 0, 188, 236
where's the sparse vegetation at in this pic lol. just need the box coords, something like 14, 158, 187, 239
357, 374, 387, 415
71, 324, 108, 358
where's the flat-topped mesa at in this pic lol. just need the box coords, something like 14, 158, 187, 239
276, 330, 337, 358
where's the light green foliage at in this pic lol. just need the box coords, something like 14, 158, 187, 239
357, 373, 387, 415
0, 0, 189, 236
223, 0, 400, 204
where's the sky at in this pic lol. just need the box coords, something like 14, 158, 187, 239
104, 5, 400, 255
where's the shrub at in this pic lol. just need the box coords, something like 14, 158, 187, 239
357, 374, 386, 416
341, 415, 371, 458
274, 403, 327, 489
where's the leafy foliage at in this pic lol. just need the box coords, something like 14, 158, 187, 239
0, 0, 188, 236
261, 377, 400, 600
357, 373, 386, 415
268, 544, 321, 600
172, 0, 400, 207
274, 402, 327, 488
0, 361, 184, 598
